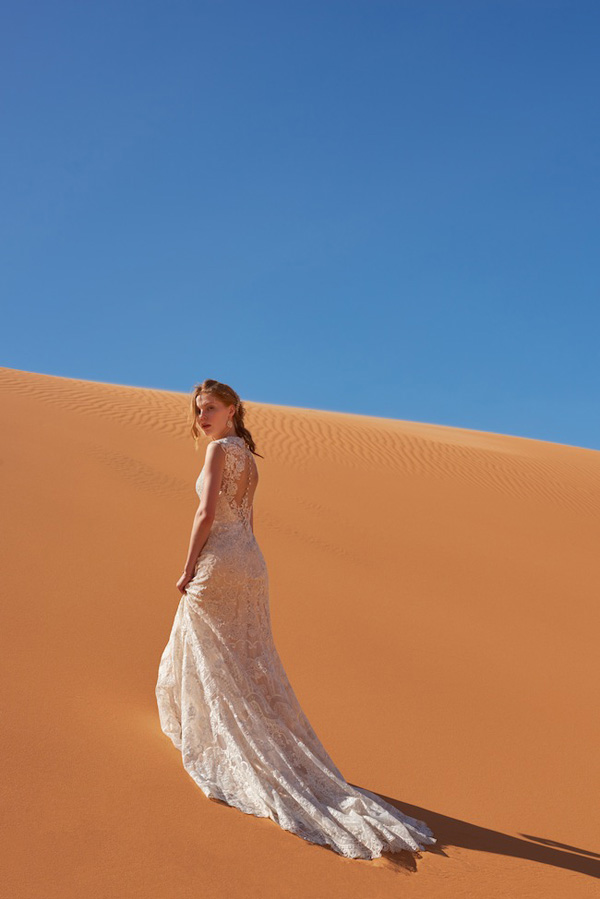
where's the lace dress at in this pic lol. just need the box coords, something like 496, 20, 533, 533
155, 434, 437, 859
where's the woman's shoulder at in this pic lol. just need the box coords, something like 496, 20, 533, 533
213, 435, 245, 447
207, 436, 246, 458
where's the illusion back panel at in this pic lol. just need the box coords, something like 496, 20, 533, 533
232, 451, 258, 512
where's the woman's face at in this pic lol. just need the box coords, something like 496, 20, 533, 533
196, 395, 235, 438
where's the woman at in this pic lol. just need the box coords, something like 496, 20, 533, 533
156, 379, 437, 860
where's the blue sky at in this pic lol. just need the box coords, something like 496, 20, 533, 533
2, 1, 598, 450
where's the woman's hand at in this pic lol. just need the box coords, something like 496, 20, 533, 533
176, 568, 194, 594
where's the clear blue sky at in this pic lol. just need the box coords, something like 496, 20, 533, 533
2, 1, 598, 450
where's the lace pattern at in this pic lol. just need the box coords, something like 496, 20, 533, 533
195, 436, 253, 532
156, 434, 437, 859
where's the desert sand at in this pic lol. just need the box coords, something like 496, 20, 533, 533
1, 366, 598, 898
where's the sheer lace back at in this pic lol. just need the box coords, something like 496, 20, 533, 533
217, 435, 257, 528
197, 435, 257, 531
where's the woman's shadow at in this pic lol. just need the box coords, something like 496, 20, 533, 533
348, 786, 600, 877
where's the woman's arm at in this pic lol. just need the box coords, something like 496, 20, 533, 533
250, 505, 254, 534
182, 443, 226, 577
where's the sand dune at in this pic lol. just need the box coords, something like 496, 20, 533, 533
1, 366, 598, 898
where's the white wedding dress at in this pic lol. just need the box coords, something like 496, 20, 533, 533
156, 434, 436, 859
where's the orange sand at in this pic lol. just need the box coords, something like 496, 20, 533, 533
1, 366, 598, 897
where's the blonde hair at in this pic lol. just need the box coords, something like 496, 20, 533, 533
189, 379, 263, 457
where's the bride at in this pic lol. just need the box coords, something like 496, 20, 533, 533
156, 379, 437, 860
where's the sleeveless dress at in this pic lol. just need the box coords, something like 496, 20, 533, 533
155, 434, 437, 859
